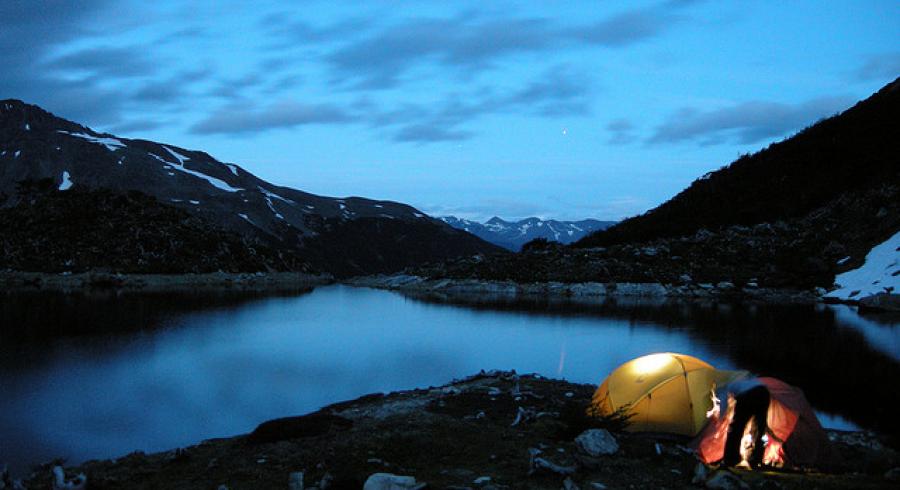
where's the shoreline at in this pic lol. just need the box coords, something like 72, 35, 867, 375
12, 371, 898, 489
345, 274, 825, 304
0, 271, 334, 292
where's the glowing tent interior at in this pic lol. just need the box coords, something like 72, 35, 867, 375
590, 353, 747, 437
693, 377, 836, 469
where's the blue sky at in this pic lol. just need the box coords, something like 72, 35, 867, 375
2, 0, 898, 220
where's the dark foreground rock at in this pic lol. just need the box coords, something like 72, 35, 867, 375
16, 372, 899, 489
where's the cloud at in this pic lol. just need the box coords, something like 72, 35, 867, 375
375, 65, 592, 143
189, 100, 354, 135
325, 5, 683, 90
46, 46, 158, 79
106, 119, 168, 135
568, 7, 679, 47
505, 65, 591, 116
606, 118, 636, 144
0, 1, 127, 124
258, 14, 373, 50
393, 124, 472, 143
648, 96, 854, 145
855, 52, 900, 82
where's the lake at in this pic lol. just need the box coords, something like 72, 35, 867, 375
1, 285, 898, 475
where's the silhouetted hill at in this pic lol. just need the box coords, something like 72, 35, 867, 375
577, 77, 900, 247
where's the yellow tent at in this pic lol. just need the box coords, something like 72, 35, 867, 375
591, 353, 747, 436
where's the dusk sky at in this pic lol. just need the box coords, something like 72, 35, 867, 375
3, 0, 898, 220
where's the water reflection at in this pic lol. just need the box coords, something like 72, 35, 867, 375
0, 285, 897, 475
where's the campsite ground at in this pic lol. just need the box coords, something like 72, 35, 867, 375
21, 372, 899, 489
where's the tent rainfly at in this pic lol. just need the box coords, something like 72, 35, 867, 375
591, 352, 747, 437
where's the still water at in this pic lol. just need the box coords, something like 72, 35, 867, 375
1, 285, 898, 474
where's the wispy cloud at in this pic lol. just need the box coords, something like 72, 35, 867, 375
854, 52, 900, 82
323, 3, 686, 90
189, 100, 354, 135
605, 118, 636, 144
648, 96, 853, 145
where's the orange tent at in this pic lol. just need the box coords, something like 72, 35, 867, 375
591, 353, 747, 436
694, 377, 836, 469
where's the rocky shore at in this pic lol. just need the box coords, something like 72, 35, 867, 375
0, 271, 333, 292
10, 371, 898, 489
345, 274, 822, 304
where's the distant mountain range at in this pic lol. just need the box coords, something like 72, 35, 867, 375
0, 100, 502, 276
439, 216, 615, 251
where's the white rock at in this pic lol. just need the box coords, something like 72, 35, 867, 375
363, 473, 424, 490
575, 429, 619, 456
51, 466, 86, 490
563, 476, 580, 490
590, 483, 607, 490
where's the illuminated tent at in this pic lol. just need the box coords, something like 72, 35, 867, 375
693, 377, 836, 469
591, 353, 747, 436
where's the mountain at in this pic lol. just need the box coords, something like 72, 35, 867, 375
414, 78, 900, 292
577, 77, 900, 248
0, 100, 502, 277
439, 216, 615, 251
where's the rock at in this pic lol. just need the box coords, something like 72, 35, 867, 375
716, 281, 735, 290
288, 471, 304, 490
589, 484, 607, 490
473, 476, 491, 485
562, 476, 580, 490
705, 470, 748, 489
691, 463, 709, 484
528, 448, 577, 476
51, 466, 86, 490
885, 467, 900, 481
575, 429, 618, 457
679, 274, 693, 284
363, 473, 425, 490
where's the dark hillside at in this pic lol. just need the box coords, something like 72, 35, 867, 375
0, 180, 311, 274
579, 77, 900, 247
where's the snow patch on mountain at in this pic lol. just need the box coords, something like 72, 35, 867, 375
826, 230, 900, 300
258, 186, 293, 203
57, 131, 125, 151
58, 171, 73, 191
163, 146, 190, 165
149, 152, 243, 193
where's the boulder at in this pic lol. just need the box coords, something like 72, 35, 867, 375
363, 473, 425, 490
575, 429, 619, 457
